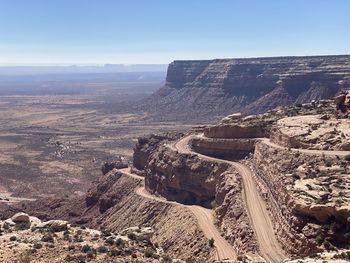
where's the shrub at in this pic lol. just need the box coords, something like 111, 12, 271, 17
345, 154, 350, 162
76, 254, 86, 263
109, 248, 121, 257
105, 237, 115, 245
309, 253, 318, 258
33, 243, 42, 249
73, 234, 83, 243
127, 232, 137, 240
208, 238, 215, 247
64, 255, 76, 262
161, 255, 173, 263
185, 258, 195, 263
15, 222, 30, 231
115, 237, 125, 247
325, 160, 332, 167
101, 229, 111, 237
81, 244, 92, 253
86, 250, 96, 259
41, 234, 54, 243
144, 247, 155, 258
97, 245, 108, 253
19, 251, 31, 263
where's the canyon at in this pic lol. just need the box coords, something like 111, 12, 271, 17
1, 57, 350, 263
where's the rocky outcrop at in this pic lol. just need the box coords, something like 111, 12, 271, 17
101, 159, 128, 175
215, 170, 259, 254
133, 133, 182, 171
252, 140, 350, 255
204, 124, 268, 138
140, 55, 350, 121
144, 143, 259, 254
145, 146, 228, 206
270, 115, 350, 150
190, 137, 256, 159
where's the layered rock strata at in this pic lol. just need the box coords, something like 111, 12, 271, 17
190, 137, 256, 159
251, 139, 350, 255
141, 55, 350, 121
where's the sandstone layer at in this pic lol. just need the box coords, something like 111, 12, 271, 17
140, 55, 350, 121
190, 137, 256, 159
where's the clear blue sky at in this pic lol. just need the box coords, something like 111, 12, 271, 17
0, 0, 349, 65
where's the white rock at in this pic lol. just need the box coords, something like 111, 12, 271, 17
37, 220, 68, 232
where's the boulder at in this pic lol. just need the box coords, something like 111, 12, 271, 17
338, 140, 350, 151
121, 226, 154, 241
37, 220, 68, 232
11, 212, 30, 224
29, 216, 42, 226
136, 227, 154, 241
101, 160, 128, 175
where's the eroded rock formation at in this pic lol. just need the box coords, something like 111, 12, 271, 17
140, 55, 350, 121
134, 136, 259, 255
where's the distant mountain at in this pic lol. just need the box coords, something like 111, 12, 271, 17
139, 55, 350, 122
0, 64, 167, 76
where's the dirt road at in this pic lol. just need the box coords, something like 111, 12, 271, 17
174, 135, 286, 263
120, 168, 236, 261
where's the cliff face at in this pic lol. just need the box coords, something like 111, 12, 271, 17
133, 133, 182, 171
190, 137, 256, 159
252, 140, 350, 255
142, 55, 350, 121
145, 145, 227, 206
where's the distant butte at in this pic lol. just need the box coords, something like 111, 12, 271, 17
140, 55, 350, 122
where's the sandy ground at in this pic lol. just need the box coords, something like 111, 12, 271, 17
0, 90, 193, 202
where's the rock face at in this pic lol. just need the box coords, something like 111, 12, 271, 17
190, 137, 256, 159
252, 140, 350, 255
141, 55, 350, 121
133, 133, 181, 171
204, 124, 268, 138
145, 146, 228, 206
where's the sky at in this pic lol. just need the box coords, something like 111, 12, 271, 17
0, 0, 349, 65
